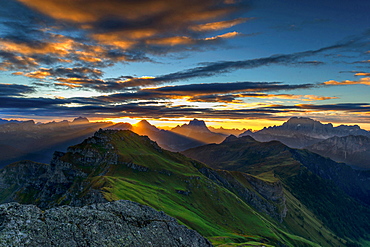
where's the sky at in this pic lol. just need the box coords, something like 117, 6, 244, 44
0, 0, 369, 130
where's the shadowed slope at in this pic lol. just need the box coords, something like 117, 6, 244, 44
183, 135, 370, 245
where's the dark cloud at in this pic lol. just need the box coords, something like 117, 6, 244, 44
120, 40, 356, 87
296, 61, 325, 65
0, 96, 68, 108
0, 95, 283, 120
266, 103, 370, 112
1, 90, 369, 121
0, 0, 250, 72
142, 81, 315, 94
63, 80, 315, 100
0, 50, 39, 70
14, 67, 104, 79
187, 94, 239, 103
0, 83, 35, 96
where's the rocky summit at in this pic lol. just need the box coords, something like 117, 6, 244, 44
0, 200, 213, 247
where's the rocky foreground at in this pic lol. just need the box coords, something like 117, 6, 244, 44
0, 200, 213, 247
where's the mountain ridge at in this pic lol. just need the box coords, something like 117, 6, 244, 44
240, 117, 370, 149
0, 129, 353, 246
182, 135, 370, 242
306, 135, 370, 169
171, 119, 227, 144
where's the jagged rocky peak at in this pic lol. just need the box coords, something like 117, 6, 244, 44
335, 124, 361, 131
282, 117, 332, 129
72, 116, 89, 124
188, 118, 208, 128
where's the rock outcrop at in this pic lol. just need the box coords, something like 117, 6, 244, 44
0, 200, 212, 247
306, 135, 370, 169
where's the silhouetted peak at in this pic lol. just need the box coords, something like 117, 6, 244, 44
285, 117, 317, 125
135, 120, 159, 132
222, 134, 256, 144
72, 117, 89, 124
22, 120, 35, 125
137, 120, 152, 127
239, 135, 256, 142
239, 129, 254, 137
282, 117, 333, 129
222, 135, 238, 143
188, 119, 207, 128
336, 124, 361, 131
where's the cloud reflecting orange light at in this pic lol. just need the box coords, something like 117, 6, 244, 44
191, 17, 251, 32
324, 77, 370, 86
17, 0, 246, 53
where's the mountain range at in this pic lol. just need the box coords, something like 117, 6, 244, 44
1, 116, 370, 245
240, 117, 370, 169
306, 135, 370, 169
0, 117, 112, 167
1, 129, 370, 246
171, 119, 227, 144
0, 118, 228, 168
1, 116, 369, 170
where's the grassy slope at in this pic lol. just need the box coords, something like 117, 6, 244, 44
67, 130, 319, 246
183, 137, 370, 246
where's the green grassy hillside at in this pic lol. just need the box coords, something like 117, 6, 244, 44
1, 130, 365, 246
66, 130, 317, 246
183, 135, 370, 246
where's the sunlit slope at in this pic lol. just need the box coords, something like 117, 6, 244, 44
58, 130, 319, 246
183, 135, 370, 246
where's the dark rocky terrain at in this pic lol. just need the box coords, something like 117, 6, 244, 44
306, 135, 370, 169
0, 200, 212, 247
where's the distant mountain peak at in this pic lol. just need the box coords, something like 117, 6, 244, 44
188, 118, 207, 128
284, 117, 333, 128
137, 119, 152, 126
222, 135, 239, 143
72, 117, 89, 124
222, 134, 256, 144
134, 120, 160, 132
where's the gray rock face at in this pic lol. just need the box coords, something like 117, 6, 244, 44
0, 200, 213, 247
306, 135, 370, 169
199, 167, 287, 222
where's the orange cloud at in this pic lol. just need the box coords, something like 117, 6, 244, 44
238, 93, 337, 101
56, 77, 105, 86
17, 0, 248, 53
147, 36, 193, 46
355, 72, 370, 76
54, 83, 82, 88
0, 37, 75, 56
302, 95, 338, 101
24, 70, 52, 79
191, 17, 251, 32
0, 55, 39, 70
205, 31, 241, 40
324, 77, 370, 86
